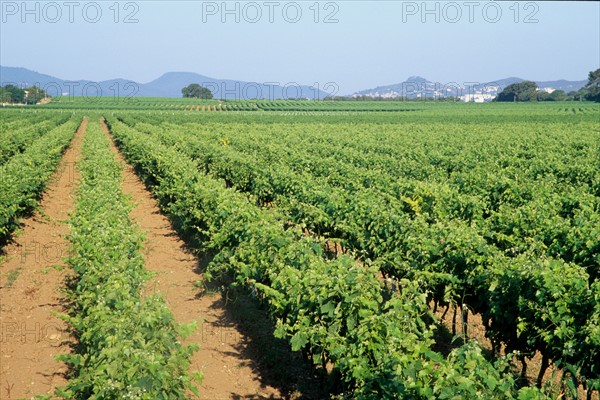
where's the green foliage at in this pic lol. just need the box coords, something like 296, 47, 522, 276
584, 68, 600, 102
0, 114, 70, 165
547, 89, 566, 101
0, 84, 25, 103
24, 85, 48, 104
495, 81, 539, 102
0, 115, 78, 242
181, 83, 214, 99
0, 84, 48, 104
109, 103, 599, 396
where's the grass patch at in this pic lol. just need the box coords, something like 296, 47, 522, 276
4, 267, 22, 288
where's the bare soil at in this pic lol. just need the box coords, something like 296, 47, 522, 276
0, 117, 86, 399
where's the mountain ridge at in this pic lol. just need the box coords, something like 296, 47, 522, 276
0, 66, 589, 100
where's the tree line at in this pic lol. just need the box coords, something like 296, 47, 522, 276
0, 85, 48, 104
495, 68, 600, 102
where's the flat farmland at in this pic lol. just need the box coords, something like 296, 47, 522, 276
1, 101, 598, 399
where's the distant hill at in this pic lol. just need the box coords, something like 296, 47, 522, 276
0, 67, 63, 88
352, 76, 587, 99
0, 66, 329, 100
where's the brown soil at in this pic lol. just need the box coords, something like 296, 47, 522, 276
0, 117, 86, 399
100, 118, 322, 399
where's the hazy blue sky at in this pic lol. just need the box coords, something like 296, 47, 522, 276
1, 1, 598, 93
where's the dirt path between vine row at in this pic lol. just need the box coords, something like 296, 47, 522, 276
0, 117, 87, 399
100, 118, 301, 399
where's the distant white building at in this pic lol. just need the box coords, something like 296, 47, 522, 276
460, 93, 495, 103
538, 87, 556, 94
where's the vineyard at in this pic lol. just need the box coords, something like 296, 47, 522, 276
41, 96, 450, 112
0, 101, 599, 399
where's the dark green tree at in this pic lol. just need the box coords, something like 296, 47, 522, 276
0, 84, 25, 103
495, 81, 538, 102
548, 90, 566, 101
536, 91, 550, 102
583, 68, 600, 102
0, 88, 10, 103
567, 90, 587, 101
182, 83, 213, 99
24, 86, 48, 104
536, 90, 567, 102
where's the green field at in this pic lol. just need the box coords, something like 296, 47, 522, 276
1, 100, 599, 399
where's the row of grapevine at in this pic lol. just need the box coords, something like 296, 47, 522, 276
0, 116, 79, 242
255, 101, 418, 112
0, 110, 52, 133
56, 118, 199, 398
41, 97, 264, 111
106, 117, 549, 398
0, 114, 71, 165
